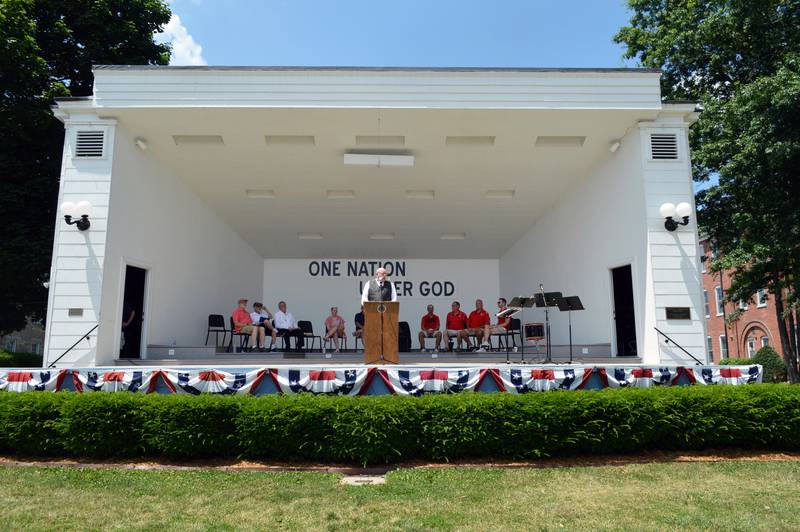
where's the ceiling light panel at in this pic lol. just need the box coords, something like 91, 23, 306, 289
445, 136, 495, 146
369, 233, 396, 240
534, 136, 586, 147
440, 233, 466, 240
326, 189, 356, 199
406, 189, 435, 199
485, 190, 515, 199
355, 135, 405, 148
246, 189, 276, 199
265, 135, 316, 146
298, 232, 323, 240
343, 153, 415, 167
172, 135, 224, 146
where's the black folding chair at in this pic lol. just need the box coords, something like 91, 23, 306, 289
205, 314, 228, 347
297, 320, 322, 352
496, 318, 522, 353
228, 316, 251, 353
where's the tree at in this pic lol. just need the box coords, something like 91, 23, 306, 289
0, 0, 171, 335
614, 1, 800, 381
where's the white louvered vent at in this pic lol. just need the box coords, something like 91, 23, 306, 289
650, 133, 679, 160
74, 130, 105, 158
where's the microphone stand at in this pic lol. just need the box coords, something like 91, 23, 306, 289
539, 283, 552, 363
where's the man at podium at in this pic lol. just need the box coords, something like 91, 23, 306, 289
360, 267, 398, 303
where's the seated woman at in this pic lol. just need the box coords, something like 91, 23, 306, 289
324, 306, 346, 353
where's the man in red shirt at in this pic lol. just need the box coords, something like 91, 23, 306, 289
480, 297, 512, 352
231, 298, 265, 352
445, 301, 470, 352
467, 299, 490, 351
418, 304, 442, 352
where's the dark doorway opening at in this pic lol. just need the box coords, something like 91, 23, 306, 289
120, 265, 146, 359
611, 265, 637, 357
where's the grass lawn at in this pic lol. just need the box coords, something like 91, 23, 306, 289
0, 461, 798, 531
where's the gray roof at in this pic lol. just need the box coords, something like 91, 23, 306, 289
93, 64, 661, 74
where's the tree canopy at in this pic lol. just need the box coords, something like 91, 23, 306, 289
0, 0, 171, 335
615, 0, 800, 379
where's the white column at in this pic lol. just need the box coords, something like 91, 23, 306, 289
43, 115, 116, 367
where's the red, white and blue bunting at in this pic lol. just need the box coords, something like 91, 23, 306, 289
160, 369, 267, 395
378, 368, 487, 395
0, 365, 763, 394
685, 365, 762, 385
0, 369, 68, 392
269, 368, 373, 395
598, 366, 681, 388
72, 369, 162, 393
488, 366, 593, 393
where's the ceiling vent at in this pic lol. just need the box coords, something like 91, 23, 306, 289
74, 130, 105, 158
650, 133, 679, 159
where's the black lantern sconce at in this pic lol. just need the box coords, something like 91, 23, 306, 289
60, 201, 92, 231
659, 202, 692, 232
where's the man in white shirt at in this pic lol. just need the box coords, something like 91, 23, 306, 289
250, 302, 277, 351
361, 267, 398, 303
273, 300, 304, 351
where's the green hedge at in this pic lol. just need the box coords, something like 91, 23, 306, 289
719, 346, 787, 382
0, 385, 798, 465
0, 350, 43, 368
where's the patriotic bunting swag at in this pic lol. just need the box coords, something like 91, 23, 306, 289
160, 369, 267, 395
72, 370, 161, 393
0, 369, 68, 392
379, 368, 486, 395
686, 365, 762, 385
598, 366, 680, 388
0, 365, 762, 394
269, 368, 373, 395
490, 366, 593, 393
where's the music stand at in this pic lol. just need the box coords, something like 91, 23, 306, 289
557, 296, 584, 363
534, 291, 562, 363
508, 297, 536, 363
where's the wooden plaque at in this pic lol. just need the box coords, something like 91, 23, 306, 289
363, 301, 399, 364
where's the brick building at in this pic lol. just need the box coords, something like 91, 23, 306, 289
700, 237, 782, 362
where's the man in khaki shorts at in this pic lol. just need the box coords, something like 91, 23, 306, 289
480, 297, 512, 351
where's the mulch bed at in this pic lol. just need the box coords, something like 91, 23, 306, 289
2, 449, 799, 475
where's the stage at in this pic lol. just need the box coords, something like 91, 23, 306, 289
0, 361, 762, 395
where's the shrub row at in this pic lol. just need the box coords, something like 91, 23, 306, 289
0, 350, 43, 368
719, 346, 787, 382
0, 385, 798, 465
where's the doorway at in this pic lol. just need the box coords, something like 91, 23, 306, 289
120, 265, 147, 359
611, 264, 637, 357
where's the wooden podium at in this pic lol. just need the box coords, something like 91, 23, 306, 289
363, 301, 399, 364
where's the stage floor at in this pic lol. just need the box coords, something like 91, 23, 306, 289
124, 349, 639, 367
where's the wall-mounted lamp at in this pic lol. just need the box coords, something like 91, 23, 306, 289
659, 202, 692, 231
609, 140, 621, 153
134, 137, 148, 151
60, 201, 92, 231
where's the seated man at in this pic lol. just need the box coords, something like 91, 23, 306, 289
324, 306, 346, 353
353, 305, 365, 340
467, 299, 490, 352
273, 301, 304, 352
418, 304, 442, 353
445, 301, 470, 352
250, 302, 278, 351
481, 297, 512, 352
232, 298, 264, 352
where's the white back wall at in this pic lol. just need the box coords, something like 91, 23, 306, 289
499, 127, 647, 357
262, 259, 499, 338
95, 127, 264, 363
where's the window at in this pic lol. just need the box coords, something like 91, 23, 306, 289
747, 337, 756, 357
30, 343, 40, 355
4, 339, 17, 353
700, 245, 707, 273
703, 290, 710, 317
739, 299, 748, 311
719, 335, 729, 359
761, 336, 770, 348
757, 289, 767, 307
715, 286, 724, 315
706, 336, 714, 358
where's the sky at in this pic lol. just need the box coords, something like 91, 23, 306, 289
158, 0, 637, 68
